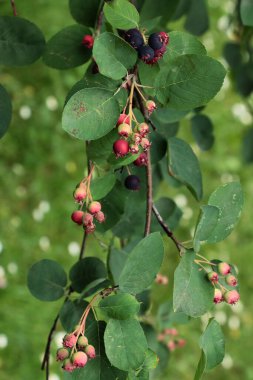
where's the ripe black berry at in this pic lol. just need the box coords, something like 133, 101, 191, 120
148, 33, 163, 50
138, 45, 155, 63
124, 175, 140, 190
124, 29, 144, 49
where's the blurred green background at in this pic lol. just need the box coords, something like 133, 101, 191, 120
0, 0, 253, 379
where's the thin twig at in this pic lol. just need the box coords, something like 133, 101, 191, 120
144, 149, 153, 236
152, 204, 183, 253
10, 0, 17, 16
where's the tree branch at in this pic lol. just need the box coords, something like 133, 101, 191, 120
10, 0, 17, 16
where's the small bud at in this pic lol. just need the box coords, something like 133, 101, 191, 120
155, 273, 169, 285
218, 262, 231, 275
137, 122, 149, 137
225, 274, 238, 287
77, 336, 89, 350
207, 271, 219, 284
56, 348, 69, 361
146, 100, 156, 114
73, 187, 87, 203
134, 152, 148, 167
71, 210, 84, 225
129, 144, 139, 154
63, 334, 77, 349
82, 35, 94, 49
140, 137, 151, 150
72, 351, 88, 368
224, 289, 240, 305
117, 113, 130, 126
83, 212, 94, 226
85, 344, 96, 359
213, 288, 223, 304
62, 358, 76, 372
88, 201, 102, 214
118, 123, 132, 137
94, 211, 106, 223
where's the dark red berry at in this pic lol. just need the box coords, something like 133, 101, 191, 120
82, 35, 94, 49
159, 32, 169, 45
134, 153, 148, 166
124, 29, 144, 49
124, 175, 140, 190
148, 33, 164, 50
138, 45, 155, 63
113, 139, 129, 157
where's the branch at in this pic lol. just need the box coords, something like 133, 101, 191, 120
152, 204, 182, 253
144, 150, 153, 236
10, 0, 17, 16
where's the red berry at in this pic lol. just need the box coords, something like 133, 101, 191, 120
213, 288, 223, 304
134, 153, 148, 166
159, 32, 169, 45
225, 274, 238, 287
71, 210, 84, 225
94, 211, 105, 223
82, 35, 94, 49
118, 123, 132, 137
207, 271, 219, 284
113, 139, 129, 157
117, 113, 130, 126
218, 262, 231, 275
85, 344, 96, 359
73, 187, 87, 203
224, 289, 240, 305
72, 351, 88, 368
88, 201, 101, 214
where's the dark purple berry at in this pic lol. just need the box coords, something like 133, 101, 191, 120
138, 45, 155, 63
148, 33, 163, 50
124, 29, 144, 49
124, 175, 140, 191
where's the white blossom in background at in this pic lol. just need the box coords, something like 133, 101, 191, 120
0, 334, 8, 348
46, 96, 58, 111
203, 35, 215, 52
174, 194, 188, 208
0, 266, 7, 289
19, 105, 32, 120
228, 315, 240, 330
16, 186, 27, 198
217, 15, 230, 32
222, 353, 233, 369
68, 242, 80, 257
39, 200, 51, 214
12, 163, 25, 176
39, 236, 51, 251
49, 374, 60, 380
232, 300, 244, 314
182, 207, 193, 220
32, 208, 44, 222
232, 103, 253, 125
54, 332, 65, 348
215, 311, 227, 325
7, 262, 18, 275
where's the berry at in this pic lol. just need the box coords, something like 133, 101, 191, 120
77, 336, 89, 350
94, 211, 106, 223
155, 273, 168, 285
71, 210, 84, 225
154, 45, 167, 58
164, 328, 178, 336
124, 175, 140, 191
167, 340, 176, 351
63, 334, 77, 348
56, 348, 69, 361
146, 100, 156, 114
177, 339, 186, 348
137, 122, 149, 137
73, 186, 87, 203
72, 351, 88, 368
148, 33, 164, 50
134, 153, 148, 166
224, 289, 240, 305
218, 262, 231, 275
82, 35, 94, 49
225, 274, 238, 287
88, 201, 102, 214
85, 223, 96, 234
138, 45, 155, 63
117, 113, 130, 126
159, 32, 169, 45
62, 358, 76, 372
141, 137, 151, 150
207, 271, 219, 284
113, 139, 129, 157
129, 144, 139, 154
83, 212, 94, 226
124, 29, 144, 49
118, 123, 132, 137
133, 133, 142, 144
213, 288, 223, 304
85, 344, 96, 359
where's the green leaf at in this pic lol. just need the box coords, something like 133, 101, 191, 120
155, 54, 226, 110
140, 0, 180, 25
108, 247, 130, 284
162, 31, 206, 62
154, 107, 189, 124
27, 259, 67, 301
191, 114, 215, 151
70, 257, 107, 293
62, 88, 120, 140
200, 319, 225, 370
43, 25, 92, 69
0, 85, 12, 139
168, 137, 203, 200
138, 61, 159, 97
69, 0, 101, 27
108, 152, 140, 168
90, 173, 116, 200
242, 127, 253, 163
119, 233, 164, 294
104, 0, 139, 29
93, 32, 137, 80
240, 0, 253, 26
98, 293, 140, 320
87, 129, 119, 165
193, 205, 220, 252
184, 0, 209, 36
194, 351, 206, 380
0, 16, 45, 66
150, 131, 167, 164
173, 251, 213, 317
206, 182, 243, 243
60, 300, 88, 332
157, 300, 190, 331
104, 319, 148, 371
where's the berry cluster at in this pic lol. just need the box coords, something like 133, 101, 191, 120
123, 29, 169, 64
56, 333, 96, 372
158, 328, 186, 352
71, 171, 105, 234
207, 262, 240, 305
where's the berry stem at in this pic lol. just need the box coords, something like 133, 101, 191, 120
144, 149, 153, 236
10, 0, 17, 16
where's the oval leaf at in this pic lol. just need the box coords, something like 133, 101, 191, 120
27, 259, 67, 301
193, 205, 220, 252
240, 0, 253, 26
98, 293, 140, 320
0, 85, 12, 139
90, 173, 116, 200
200, 318, 225, 370
60, 300, 88, 332
191, 114, 215, 151
104, 0, 139, 29
69, 0, 101, 27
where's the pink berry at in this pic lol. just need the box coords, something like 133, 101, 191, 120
207, 271, 219, 284
164, 328, 178, 336
73, 187, 87, 203
83, 212, 94, 226
146, 100, 156, 114
77, 336, 89, 350
71, 210, 84, 225
159, 31, 169, 45
85, 223, 96, 234
133, 133, 142, 145
62, 358, 76, 372
167, 340, 176, 351
118, 123, 132, 137
218, 262, 231, 275
177, 339, 186, 348
129, 144, 139, 154
155, 273, 168, 285
141, 137, 151, 150
137, 122, 149, 137
85, 344, 96, 359
88, 201, 101, 214
224, 289, 240, 305
157, 333, 165, 341
113, 139, 129, 157
72, 351, 88, 368
117, 113, 130, 126
82, 35, 94, 49
225, 274, 238, 287
213, 288, 223, 304
56, 348, 69, 361
94, 211, 106, 223
63, 334, 77, 348
134, 153, 148, 167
